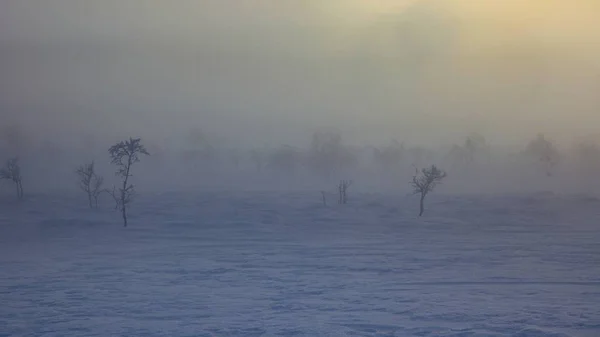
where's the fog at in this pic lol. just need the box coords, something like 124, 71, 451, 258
1, 0, 599, 194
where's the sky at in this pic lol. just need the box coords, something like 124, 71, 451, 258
1, 0, 599, 149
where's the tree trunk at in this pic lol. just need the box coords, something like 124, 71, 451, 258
122, 206, 128, 227
15, 180, 24, 199
120, 186, 128, 227
88, 192, 93, 208
121, 160, 131, 227
419, 194, 425, 216
120, 185, 127, 227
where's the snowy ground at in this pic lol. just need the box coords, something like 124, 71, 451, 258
1, 192, 600, 336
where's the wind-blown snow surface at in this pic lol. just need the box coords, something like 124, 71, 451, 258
1, 192, 600, 336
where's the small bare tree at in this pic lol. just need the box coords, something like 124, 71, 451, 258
108, 138, 149, 227
526, 134, 559, 176
464, 132, 487, 163
338, 180, 352, 204
75, 161, 104, 208
321, 190, 327, 206
0, 157, 24, 199
411, 165, 447, 216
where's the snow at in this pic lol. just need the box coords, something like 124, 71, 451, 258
1, 192, 600, 336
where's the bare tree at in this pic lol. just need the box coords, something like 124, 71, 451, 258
338, 180, 352, 204
76, 162, 94, 208
0, 157, 24, 199
321, 190, 327, 206
108, 138, 149, 227
309, 130, 355, 177
526, 134, 559, 176
464, 132, 487, 163
411, 165, 447, 216
91, 174, 104, 207
75, 161, 104, 208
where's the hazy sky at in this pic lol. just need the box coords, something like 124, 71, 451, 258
1, 0, 599, 148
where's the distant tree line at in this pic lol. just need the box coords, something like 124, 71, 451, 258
2, 123, 600, 220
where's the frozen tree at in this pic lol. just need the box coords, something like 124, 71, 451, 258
464, 133, 487, 162
0, 157, 24, 199
447, 133, 487, 169
526, 134, 559, 176
411, 165, 447, 216
108, 138, 149, 227
309, 130, 355, 177
338, 180, 352, 204
321, 190, 328, 206
75, 161, 104, 208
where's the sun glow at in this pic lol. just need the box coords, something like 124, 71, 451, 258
318, 0, 418, 24
349, 0, 415, 16
447, 0, 600, 41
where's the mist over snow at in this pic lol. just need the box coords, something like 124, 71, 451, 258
1, 0, 600, 195
1, 2, 600, 336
